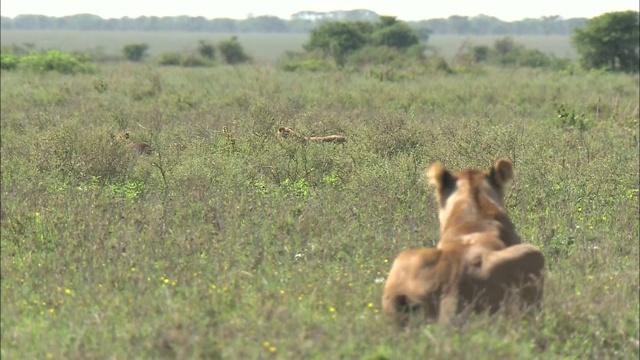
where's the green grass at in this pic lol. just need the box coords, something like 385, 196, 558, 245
0, 31, 576, 64
1, 61, 638, 359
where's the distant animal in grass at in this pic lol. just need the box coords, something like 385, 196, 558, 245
112, 132, 154, 155
276, 126, 346, 143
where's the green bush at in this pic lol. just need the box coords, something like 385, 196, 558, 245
459, 37, 572, 71
549, 103, 593, 132
18, 50, 95, 74
471, 45, 490, 62
157, 52, 182, 66
123, 43, 149, 62
198, 40, 216, 59
370, 18, 419, 49
303, 16, 421, 68
348, 45, 403, 67
218, 36, 251, 64
33, 125, 137, 182
1, 52, 20, 70
180, 54, 212, 67
157, 52, 214, 67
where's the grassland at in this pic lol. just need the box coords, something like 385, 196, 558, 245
1, 51, 638, 359
0, 31, 577, 64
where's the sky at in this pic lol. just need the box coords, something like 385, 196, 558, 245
1, 0, 638, 22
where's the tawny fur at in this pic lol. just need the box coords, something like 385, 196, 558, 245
382, 159, 544, 326
276, 126, 346, 143
113, 132, 154, 155
426, 158, 520, 249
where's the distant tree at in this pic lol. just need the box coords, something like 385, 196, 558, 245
414, 26, 432, 42
218, 36, 250, 64
470, 14, 500, 35
210, 18, 237, 32
494, 36, 517, 56
240, 16, 288, 32
542, 15, 563, 35
198, 40, 216, 59
122, 43, 149, 62
304, 21, 372, 67
304, 17, 421, 67
371, 16, 419, 49
471, 45, 490, 62
448, 15, 471, 34
572, 11, 639, 72
0, 12, 592, 35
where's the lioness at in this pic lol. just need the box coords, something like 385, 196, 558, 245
276, 126, 346, 143
428, 158, 521, 249
113, 132, 154, 155
382, 159, 544, 325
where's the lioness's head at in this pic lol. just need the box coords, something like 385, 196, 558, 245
426, 159, 514, 232
116, 132, 130, 141
276, 126, 295, 139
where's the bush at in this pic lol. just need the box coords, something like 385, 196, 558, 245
471, 45, 490, 62
277, 50, 333, 72
157, 52, 182, 66
495, 36, 517, 56
455, 37, 573, 71
123, 43, 149, 62
370, 21, 419, 49
33, 125, 137, 182
198, 40, 216, 59
180, 54, 212, 67
218, 36, 251, 64
157, 52, 214, 67
18, 50, 95, 74
348, 45, 404, 67
1, 52, 20, 70
518, 49, 552, 68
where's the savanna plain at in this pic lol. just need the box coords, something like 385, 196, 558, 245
1, 33, 639, 359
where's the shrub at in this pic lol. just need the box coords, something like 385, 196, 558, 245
218, 36, 251, 64
157, 52, 214, 67
471, 45, 490, 62
157, 52, 182, 66
1, 52, 20, 70
550, 103, 593, 132
370, 19, 419, 49
34, 125, 137, 182
180, 54, 211, 67
18, 50, 95, 74
495, 36, 517, 56
123, 43, 149, 62
198, 40, 216, 59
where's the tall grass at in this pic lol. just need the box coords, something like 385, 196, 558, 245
1, 62, 638, 359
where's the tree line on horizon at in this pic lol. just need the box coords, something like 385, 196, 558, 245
0, 9, 589, 35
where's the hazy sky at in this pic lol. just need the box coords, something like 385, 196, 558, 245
1, 0, 637, 21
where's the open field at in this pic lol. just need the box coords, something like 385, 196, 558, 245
0, 31, 576, 64
1, 60, 638, 359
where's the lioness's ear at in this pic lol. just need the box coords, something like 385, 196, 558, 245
427, 162, 455, 190
427, 162, 456, 207
489, 159, 513, 187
